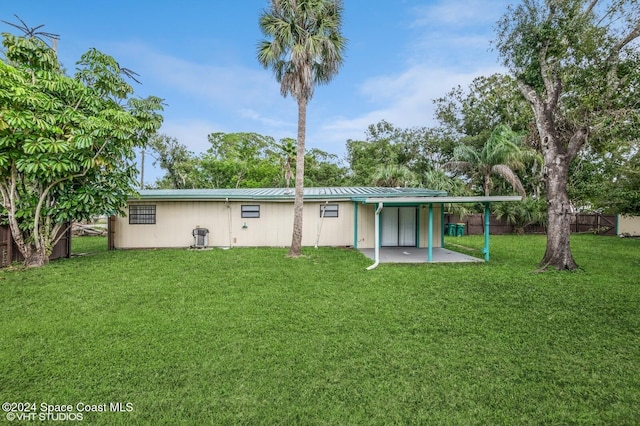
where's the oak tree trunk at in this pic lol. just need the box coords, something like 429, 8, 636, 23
520, 78, 584, 271
288, 98, 307, 257
541, 156, 578, 270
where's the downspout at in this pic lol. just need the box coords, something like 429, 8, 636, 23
225, 198, 232, 248
367, 202, 383, 270
315, 201, 328, 249
428, 203, 433, 262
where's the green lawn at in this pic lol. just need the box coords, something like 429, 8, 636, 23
1, 235, 639, 425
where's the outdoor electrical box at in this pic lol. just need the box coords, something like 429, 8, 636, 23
192, 228, 209, 248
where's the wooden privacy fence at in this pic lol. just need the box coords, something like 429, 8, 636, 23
445, 213, 616, 236
0, 224, 71, 268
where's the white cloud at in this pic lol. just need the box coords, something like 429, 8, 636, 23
107, 3, 510, 166
238, 108, 296, 129
159, 118, 223, 153
112, 42, 280, 107
107, 42, 300, 145
317, 63, 505, 156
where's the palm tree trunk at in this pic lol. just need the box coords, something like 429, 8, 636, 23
484, 174, 491, 197
288, 98, 307, 257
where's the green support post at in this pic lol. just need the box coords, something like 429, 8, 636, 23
483, 202, 490, 262
441, 204, 445, 248
353, 202, 359, 249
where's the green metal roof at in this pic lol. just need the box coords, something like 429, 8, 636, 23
132, 187, 447, 201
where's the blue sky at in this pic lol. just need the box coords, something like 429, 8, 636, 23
7, 0, 512, 183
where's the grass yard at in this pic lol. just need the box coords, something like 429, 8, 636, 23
1, 235, 639, 424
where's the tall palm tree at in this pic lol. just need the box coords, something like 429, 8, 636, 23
258, 0, 346, 257
445, 125, 527, 197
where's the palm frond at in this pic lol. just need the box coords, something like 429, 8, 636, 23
1, 15, 59, 47
257, 0, 346, 102
492, 164, 526, 196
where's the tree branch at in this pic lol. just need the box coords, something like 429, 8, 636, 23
567, 127, 589, 161
538, 43, 562, 109
603, 18, 640, 103
50, 221, 70, 252
517, 80, 539, 106
518, 80, 549, 137
0, 181, 8, 209
585, 0, 600, 17
614, 21, 640, 54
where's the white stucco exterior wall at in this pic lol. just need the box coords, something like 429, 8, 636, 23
112, 200, 444, 250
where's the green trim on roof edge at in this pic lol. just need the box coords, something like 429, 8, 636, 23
131, 187, 447, 201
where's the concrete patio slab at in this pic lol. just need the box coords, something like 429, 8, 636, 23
359, 247, 483, 263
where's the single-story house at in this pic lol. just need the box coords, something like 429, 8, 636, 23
617, 214, 640, 236
109, 187, 521, 265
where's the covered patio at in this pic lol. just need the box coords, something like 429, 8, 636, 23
359, 247, 482, 263
355, 195, 522, 269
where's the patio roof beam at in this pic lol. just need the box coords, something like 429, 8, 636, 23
363, 196, 521, 204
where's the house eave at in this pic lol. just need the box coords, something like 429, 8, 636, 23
361, 196, 523, 204
129, 187, 449, 203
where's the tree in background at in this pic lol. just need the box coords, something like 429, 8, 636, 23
346, 120, 454, 186
493, 197, 547, 235
371, 165, 419, 188
148, 132, 347, 190
445, 125, 528, 197
434, 74, 533, 151
0, 29, 163, 267
276, 137, 296, 188
495, 0, 640, 270
423, 168, 474, 218
258, 0, 347, 257
147, 134, 196, 189
202, 132, 280, 188
346, 130, 398, 186
303, 148, 347, 187
208, 131, 272, 161
433, 74, 544, 198
609, 151, 640, 215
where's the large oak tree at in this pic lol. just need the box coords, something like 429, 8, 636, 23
495, 0, 640, 270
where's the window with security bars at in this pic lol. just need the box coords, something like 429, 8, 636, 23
320, 204, 339, 218
241, 205, 260, 218
129, 205, 156, 224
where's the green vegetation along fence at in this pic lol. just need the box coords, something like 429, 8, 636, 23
445, 213, 616, 236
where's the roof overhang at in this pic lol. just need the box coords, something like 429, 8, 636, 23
361, 196, 523, 204
129, 187, 449, 203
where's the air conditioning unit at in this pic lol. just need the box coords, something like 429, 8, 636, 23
192, 228, 209, 248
